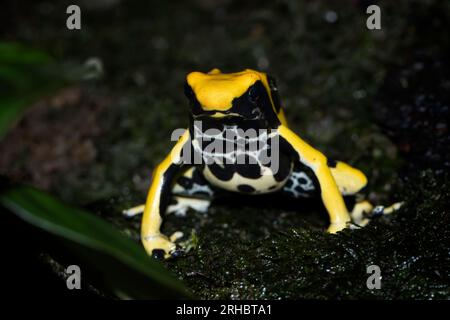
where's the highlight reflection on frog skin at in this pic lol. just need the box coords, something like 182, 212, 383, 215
124, 69, 402, 259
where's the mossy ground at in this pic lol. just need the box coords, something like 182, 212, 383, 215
1, 0, 449, 298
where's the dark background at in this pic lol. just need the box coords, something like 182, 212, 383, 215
1, 0, 449, 299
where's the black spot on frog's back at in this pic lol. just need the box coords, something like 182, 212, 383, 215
272, 152, 292, 182
235, 154, 263, 179
207, 163, 234, 181
237, 184, 256, 193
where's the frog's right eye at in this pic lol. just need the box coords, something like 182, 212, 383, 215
248, 83, 264, 104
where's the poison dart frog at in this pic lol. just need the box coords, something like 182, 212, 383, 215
124, 69, 402, 259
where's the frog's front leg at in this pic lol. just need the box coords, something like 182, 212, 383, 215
278, 125, 351, 233
141, 130, 191, 258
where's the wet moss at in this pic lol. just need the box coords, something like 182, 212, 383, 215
165, 171, 450, 299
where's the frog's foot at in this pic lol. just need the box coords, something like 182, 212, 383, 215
122, 204, 145, 218
374, 202, 403, 215
351, 200, 403, 227
327, 221, 351, 234
142, 231, 184, 259
167, 196, 210, 217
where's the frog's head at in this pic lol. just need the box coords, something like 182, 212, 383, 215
185, 69, 281, 125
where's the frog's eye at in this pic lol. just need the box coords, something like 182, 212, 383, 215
248, 83, 264, 104
267, 75, 278, 91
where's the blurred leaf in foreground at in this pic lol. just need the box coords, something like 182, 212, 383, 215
0, 186, 192, 299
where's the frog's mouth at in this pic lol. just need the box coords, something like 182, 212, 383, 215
191, 110, 268, 129
192, 106, 264, 121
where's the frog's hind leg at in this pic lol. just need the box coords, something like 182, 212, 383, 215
281, 158, 402, 227
282, 160, 368, 199
281, 162, 320, 199
167, 196, 211, 217
123, 198, 211, 218
328, 160, 368, 196
123, 167, 214, 218
167, 167, 215, 217
327, 160, 403, 226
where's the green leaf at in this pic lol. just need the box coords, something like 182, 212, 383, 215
0, 186, 192, 299
0, 42, 65, 139
0, 42, 51, 65
0, 98, 30, 139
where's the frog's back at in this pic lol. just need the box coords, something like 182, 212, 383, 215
191, 119, 293, 194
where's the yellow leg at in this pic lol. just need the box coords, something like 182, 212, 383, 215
330, 161, 367, 196
278, 125, 351, 233
351, 200, 373, 227
141, 130, 190, 258
141, 164, 175, 258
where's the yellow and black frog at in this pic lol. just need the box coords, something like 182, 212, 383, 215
124, 69, 401, 258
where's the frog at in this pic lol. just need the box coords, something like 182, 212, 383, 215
124, 68, 402, 259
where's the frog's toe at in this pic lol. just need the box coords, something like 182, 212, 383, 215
152, 248, 173, 259
152, 247, 184, 259
170, 231, 184, 242
377, 202, 403, 215
369, 202, 403, 218
327, 222, 349, 234
122, 204, 145, 217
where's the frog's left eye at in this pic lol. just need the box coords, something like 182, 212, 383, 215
248, 83, 264, 104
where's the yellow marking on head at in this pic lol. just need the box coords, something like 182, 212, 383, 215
187, 69, 266, 111
208, 68, 222, 75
